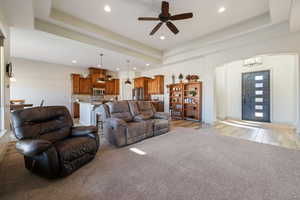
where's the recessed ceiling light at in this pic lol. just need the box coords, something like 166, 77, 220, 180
116, 67, 120, 71
160, 36, 165, 40
133, 67, 137, 70
104, 5, 111, 12
146, 63, 150, 66
218, 7, 226, 13
72, 60, 77, 64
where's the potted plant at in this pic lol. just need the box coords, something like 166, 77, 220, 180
189, 90, 197, 97
179, 74, 184, 83
190, 75, 199, 82
186, 75, 191, 82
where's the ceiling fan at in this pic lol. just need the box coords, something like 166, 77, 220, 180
138, 1, 193, 35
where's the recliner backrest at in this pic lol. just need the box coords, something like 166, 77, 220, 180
137, 101, 155, 118
11, 106, 73, 142
106, 101, 133, 122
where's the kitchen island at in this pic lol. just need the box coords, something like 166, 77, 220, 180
79, 101, 107, 126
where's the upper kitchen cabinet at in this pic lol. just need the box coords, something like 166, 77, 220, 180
79, 77, 92, 94
71, 74, 80, 94
148, 75, 164, 95
105, 79, 120, 95
71, 74, 92, 95
134, 77, 152, 100
89, 67, 106, 88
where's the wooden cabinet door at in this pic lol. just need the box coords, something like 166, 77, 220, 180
91, 74, 105, 88
114, 79, 120, 95
148, 79, 154, 94
105, 80, 113, 95
72, 102, 80, 118
71, 74, 80, 94
156, 75, 164, 94
79, 78, 91, 94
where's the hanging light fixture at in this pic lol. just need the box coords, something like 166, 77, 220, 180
125, 60, 132, 85
97, 53, 106, 84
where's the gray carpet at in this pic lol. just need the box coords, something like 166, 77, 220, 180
1, 127, 300, 200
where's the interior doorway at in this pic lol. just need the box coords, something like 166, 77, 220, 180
242, 70, 271, 122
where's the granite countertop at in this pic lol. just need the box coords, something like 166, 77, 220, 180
78, 101, 111, 105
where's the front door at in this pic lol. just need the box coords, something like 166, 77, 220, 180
242, 70, 270, 122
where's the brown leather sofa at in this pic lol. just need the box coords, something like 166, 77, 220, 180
100, 101, 170, 147
11, 106, 99, 178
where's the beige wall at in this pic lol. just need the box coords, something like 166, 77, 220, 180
10, 58, 88, 112
215, 54, 298, 125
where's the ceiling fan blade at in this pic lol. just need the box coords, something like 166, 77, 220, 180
150, 22, 163, 35
138, 17, 160, 21
166, 21, 179, 34
161, 1, 169, 17
169, 13, 193, 20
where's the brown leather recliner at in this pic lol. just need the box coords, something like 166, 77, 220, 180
11, 106, 99, 178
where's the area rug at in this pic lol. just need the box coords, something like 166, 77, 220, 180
0, 127, 300, 200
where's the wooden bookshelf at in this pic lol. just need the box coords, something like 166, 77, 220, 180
169, 82, 202, 121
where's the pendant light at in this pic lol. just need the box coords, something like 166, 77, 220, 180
125, 60, 132, 85
97, 53, 106, 84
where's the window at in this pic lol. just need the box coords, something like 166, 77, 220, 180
255, 90, 263, 95
255, 105, 263, 110
255, 98, 263, 103
255, 83, 263, 88
255, 75, 264, 81
255, 112, 264, 117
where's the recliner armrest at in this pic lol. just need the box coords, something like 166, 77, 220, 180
16, 139, 52, 157
154, 112, 170, 120
107, 118, 127, 129
71, 126, 98, 136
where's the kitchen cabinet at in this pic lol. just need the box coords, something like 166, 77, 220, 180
89, 67, 106, 88
148, 75, 164, 95
71, 74, 80, 94
72, 102, 80, 118
71, 74, 91, 95
91, 74, 106, 88
79, 77, 92, 95
105, 79, 120, 95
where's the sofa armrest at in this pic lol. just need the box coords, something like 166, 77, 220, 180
103, 118, 128, 147
154, 112, 170, 120
16, 139, 52, 157
71, 126, 99, 148
108, 118, 127, 129
71, 126, 98, 136
134, 114, 152, 122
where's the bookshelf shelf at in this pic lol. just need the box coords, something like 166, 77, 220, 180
168, 82, 202, 121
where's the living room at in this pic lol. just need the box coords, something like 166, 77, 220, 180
1, 0, 300, 199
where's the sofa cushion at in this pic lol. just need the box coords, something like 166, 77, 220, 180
107, 101, 133, 122
134, 114, 153, 121
137, 101, 155, 118
54, 137, 97, 162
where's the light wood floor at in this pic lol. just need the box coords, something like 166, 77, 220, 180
171, 119, 300, 150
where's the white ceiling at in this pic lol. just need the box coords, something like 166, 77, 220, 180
51, 0, 270, 50
11, 28, 153, 71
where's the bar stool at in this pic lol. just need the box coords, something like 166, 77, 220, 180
96, 113, 104, 136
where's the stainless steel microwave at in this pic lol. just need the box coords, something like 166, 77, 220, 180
93, 88, 105, 96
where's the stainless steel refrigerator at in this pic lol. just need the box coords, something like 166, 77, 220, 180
132, 88, 144, 100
